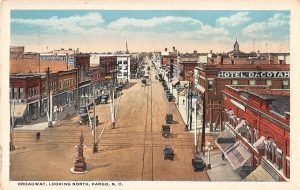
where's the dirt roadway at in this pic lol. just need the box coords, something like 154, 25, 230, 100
10, 68, 213, 181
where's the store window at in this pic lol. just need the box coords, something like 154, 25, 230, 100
249, 80, 256, 86
283, 80, 289, 89
208, 80, 214, 90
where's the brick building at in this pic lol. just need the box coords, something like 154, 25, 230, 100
99, 55, 118, 85
216, 85, 290, 181
10, 74, 41, 123
194, 40, 290, 131
179, 53, 198, 81
75, 53, 91, 107
10, 46, 70, 74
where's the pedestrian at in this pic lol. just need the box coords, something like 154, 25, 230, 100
222, 153, 225, 161
36, 132, 41, 142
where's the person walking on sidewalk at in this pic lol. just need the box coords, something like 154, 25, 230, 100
36, 132, 41, 142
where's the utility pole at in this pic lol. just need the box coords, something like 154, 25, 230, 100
93, 85, 97, 153
201, 92, 206, 156
189, 81, 192, 131
47, 67, 53, 127
111, 68, 116, 129
10, 100, 16, 151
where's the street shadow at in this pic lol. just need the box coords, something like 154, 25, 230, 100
89, 163, 112, 170
172, 120, 179, 124
99, 145, 130, 153
123, 82, 138, 90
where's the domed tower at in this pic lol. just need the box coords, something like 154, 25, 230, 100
233, 38, 239, 53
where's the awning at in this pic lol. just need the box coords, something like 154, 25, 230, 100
243, 165, 276, 181
12, 103, 27, 118
172, 78, 180, 86
253, 136, 266, 149
235, 120, 246, 132
224, 142, 252, 170
216, 129, 236, 152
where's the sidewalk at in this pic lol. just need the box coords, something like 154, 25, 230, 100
202, 149, 242, 181
15, 103, 77, 131
160, 71, 241, 181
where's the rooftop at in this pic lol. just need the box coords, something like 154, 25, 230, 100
227, 85, 290, 116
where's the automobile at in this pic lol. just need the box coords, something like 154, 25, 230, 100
79, 106, 88, 115
164, 145, 174, 160
161, 125, 171, 138
192, 154, 207, 172
165, 113, 173, 124
100, 95, 109, 104
79, 113, 89, 125
95, 95, 102, 105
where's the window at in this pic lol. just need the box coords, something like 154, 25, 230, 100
266, 80, 272, 86
9, 88, 12, 99
28, 88, 31, 97
20, 88, 24, 99
283, 80, 289, 89
124, 60, 128, 65
249, 80, 256, 86
208, 80, 214, 90
232, 80, 238, 85
13, 88, 18, 99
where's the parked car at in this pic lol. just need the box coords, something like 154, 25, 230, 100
164, 145, 174, 160
192, 154, 207, 172
161, 125, 171, 138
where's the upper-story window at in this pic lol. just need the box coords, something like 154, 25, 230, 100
232, 80, 238, 85
208, 80, 214, 90
266, 80, 272, 87
283, 80, 289, 89
249, 80, 256, 86
13, 88, 18, 99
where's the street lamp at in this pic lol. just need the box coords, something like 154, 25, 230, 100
81, 88, 97, 153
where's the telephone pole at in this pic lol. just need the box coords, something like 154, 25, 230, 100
47, 67, 53, 127
201, 92, 206, 156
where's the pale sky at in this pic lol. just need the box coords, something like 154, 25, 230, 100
11, 10, 290, 53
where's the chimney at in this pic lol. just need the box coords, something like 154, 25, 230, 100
165, 48, 168, 52
194, 50, 197, 55
173, 46, 176, 52
210, 50, 213, 54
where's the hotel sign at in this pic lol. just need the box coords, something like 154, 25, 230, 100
218, 71, 289, 78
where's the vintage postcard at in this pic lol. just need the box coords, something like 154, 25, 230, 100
1, 0, 300, 190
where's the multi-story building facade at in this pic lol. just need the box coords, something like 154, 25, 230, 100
194, 40, 290, 131
10, 74, 41, 123
217, 85, 290, 181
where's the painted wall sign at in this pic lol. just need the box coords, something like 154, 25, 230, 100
40, 55, 67, 61
218, 71, 289, 78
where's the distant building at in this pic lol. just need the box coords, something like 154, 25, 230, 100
217, 85, 290, 181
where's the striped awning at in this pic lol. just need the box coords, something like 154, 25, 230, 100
235, 120, 246, 132
224, 142, 252, 170
12, 103, 27, 118
243, 165, 276, 181
253, 136, 266, 149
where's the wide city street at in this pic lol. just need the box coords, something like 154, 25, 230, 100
10, 64, 213, 181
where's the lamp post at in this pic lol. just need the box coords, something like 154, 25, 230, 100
81, 87, 97, 153
10, 99, 19, 151
206, 141, 213, 169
